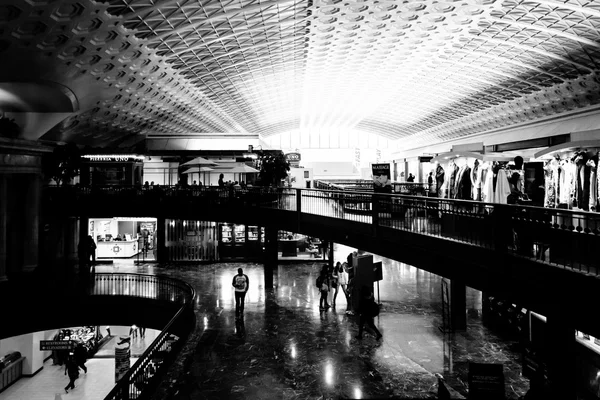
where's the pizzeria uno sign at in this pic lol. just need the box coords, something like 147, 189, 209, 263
285, 153, 301, 163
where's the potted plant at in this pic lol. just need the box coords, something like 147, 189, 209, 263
0, 116, 20, 139
255, 151, 290, 187
42, 143, 82, 186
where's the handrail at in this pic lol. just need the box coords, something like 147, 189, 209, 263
44, 185, 600, 275
98, 273, 196, 400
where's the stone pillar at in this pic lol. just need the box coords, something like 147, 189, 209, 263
450, 279, 467, 331
0, 175, 6, 281
264, 227, 278, 289
545, 311, 576, 400
22, 174, 41, 273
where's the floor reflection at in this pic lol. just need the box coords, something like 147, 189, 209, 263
98, 245, 529, 399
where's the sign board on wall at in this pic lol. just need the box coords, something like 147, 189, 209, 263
372, 163, 392, 193
285, 152, 301, 167
40, 340, 74, 351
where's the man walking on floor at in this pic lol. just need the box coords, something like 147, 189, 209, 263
232, 268, 249, 316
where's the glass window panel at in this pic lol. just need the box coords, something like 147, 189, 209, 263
282, 131, 291, 149
300, 129, 310, 147
340, 131, 349, 148
330, 130, 339, 148
310, 131, 320, 148
290, 131, 300, 150
320, 131, 330, 148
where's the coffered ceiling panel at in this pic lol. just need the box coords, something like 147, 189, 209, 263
1, 0, 600, 148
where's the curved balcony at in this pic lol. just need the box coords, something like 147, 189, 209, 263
42, 185, 600, 336
0, 272, 196, 400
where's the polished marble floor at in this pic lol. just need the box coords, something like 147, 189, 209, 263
1, 244, 529, 400
112, 244, 528, 400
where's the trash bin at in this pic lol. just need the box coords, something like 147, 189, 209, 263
306, 181, 311, 189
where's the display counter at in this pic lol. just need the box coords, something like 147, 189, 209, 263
97, 240, 139, 258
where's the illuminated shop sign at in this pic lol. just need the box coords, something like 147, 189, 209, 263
285, 153, 301, 161
83, 155, 145, 162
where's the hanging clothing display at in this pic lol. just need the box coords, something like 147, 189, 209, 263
544, 159, 559, 208
558, 160, 576, 206
493, 169, 511, 204
435, 165, 445, 198
590, 160, 597, 212
456, 166, 472, 200
482, 164, 494, 203
448, 162, 459, 199
471, 160, 482, 201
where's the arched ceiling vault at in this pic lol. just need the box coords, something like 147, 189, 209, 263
1, 0, 600, 147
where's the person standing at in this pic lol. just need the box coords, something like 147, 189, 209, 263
218, 173, 225, 187
232, 268, 249, 315
356, 286, 382, 340
64, 355, 80, 393
331, 262, 341, 307
87, 235, 97, 268
317, 268, 330, 311
338, 262, 350, 312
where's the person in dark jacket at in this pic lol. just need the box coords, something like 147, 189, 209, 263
64, 355, 80, 393
73, 343, 88, 373
356, 286, 382, 340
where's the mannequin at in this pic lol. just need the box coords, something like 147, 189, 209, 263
435, 162, 445, 198
471, 159, 482, 201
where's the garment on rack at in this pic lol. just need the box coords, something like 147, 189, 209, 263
471, 160, 482, 201
493, 169, 511, 204
457, 166, 472, 200
543, 159, 558, 208
453, 165, 466, 198
435, 165, 445, 198
558, 160, 576, 206
482, 164, 494, 203
448, 162, 459, 199
589, 160, 597, 212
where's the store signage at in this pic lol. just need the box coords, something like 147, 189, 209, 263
372, 163, 392, 193
468, 363, 505, 400
373, 261, 383, 281
285, 152, 301, 167
83, 155, 145, 162
40, 340, 74, 351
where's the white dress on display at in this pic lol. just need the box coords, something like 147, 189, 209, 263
482, 164, 494, 203
493, 169, 512, 204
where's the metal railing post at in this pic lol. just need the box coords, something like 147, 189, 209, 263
372, 193, 380, 237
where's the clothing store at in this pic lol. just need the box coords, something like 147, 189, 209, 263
430, 143, 537, 205
534, 139, 600, 212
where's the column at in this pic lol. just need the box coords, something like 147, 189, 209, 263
156, 217, 166, 263
0, 175, 6, 281
450, 279, 467, 331
545, 312, 576, 400
263, 227, 277, 289
328, 241, 334, 269
22, 174, 41, 273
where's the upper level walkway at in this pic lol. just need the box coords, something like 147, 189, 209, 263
44, 185, 600, 337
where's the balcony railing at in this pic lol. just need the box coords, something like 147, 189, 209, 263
45, 185, 600, 276
96, 273, 195, 400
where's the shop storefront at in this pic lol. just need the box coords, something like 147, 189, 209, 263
81, 154, 144, 186
165, 219, 218, 261
89, 217, 157, 260
534, 142, 600, 212
219, 223, 264, 260
50, 326, 106, 365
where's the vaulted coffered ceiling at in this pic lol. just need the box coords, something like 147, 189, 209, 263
1, 0, 600, 148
